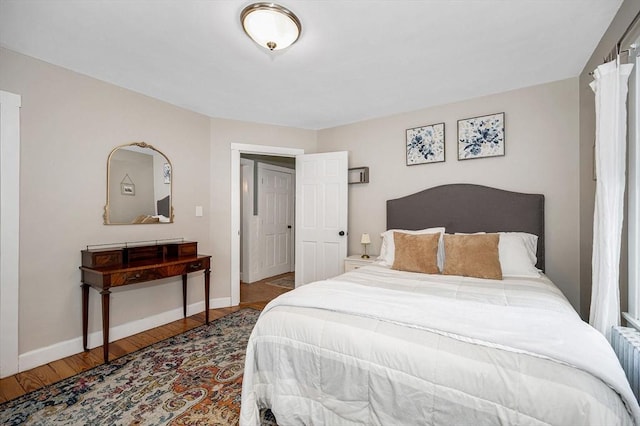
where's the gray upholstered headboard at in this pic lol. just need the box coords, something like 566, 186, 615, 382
387, 184, 545, 271
157, 196, 170, 218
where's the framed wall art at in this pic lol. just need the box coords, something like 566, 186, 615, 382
406, 122, 445, 165
457, 112, 505, 160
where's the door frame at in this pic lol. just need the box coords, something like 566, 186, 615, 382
230, 144, 304, 306
0, 90, 21, 378
240, 158, 255, 284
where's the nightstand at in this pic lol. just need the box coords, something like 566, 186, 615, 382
344, 255, 377, 272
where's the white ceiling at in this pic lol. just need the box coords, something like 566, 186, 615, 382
0, 0, 623, 130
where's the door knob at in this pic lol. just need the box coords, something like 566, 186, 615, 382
339, 231, 345, 236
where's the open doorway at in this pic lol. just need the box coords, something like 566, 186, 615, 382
230, 144, 304, 306
230, 145, 348, 306
240, 154, 295, 303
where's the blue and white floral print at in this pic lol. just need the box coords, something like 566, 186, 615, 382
163, 162, 171, 184
458, 113, 504, 160
406, 123, 445, 165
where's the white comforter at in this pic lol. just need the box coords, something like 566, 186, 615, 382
240, 265, 640, 425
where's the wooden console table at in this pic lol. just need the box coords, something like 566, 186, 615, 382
80, 240, 211, 363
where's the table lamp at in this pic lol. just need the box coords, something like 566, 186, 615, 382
361, 233, 371, 259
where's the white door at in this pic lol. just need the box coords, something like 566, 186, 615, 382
295, 151, 348, 286
259, 163, 294, 279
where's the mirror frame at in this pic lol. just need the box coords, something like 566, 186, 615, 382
104, 142, 174, 225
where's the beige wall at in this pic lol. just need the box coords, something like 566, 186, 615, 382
318, 79, 581, 310
0, 48, 317, 360
579, 0, 640, 320
0, 48, 212, 354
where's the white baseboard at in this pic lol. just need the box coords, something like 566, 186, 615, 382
17, 297, 231, 373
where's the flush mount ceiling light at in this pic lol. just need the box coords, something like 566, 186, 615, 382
241, 2, 301, 51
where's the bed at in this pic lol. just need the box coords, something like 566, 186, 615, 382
240, 184, 640, 426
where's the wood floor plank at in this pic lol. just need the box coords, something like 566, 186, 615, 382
180, 321, 197, 332
184, 317, 203, 330
215, 307, 235, 317
0, 376, 26, 403
48, 358, 78, 381
0, 279, 291, 404
129, 330, 159, 348
242, 301, 268, 310
146, 326, 175, 342
121, 336, 146, 351
15, 365, 56, 393
61, 352, 95, 374
208, 310, 226, 321
28, 365, 62, 387
164, 322, 187, 335
107, 341, 129, 360
86, 348, 107, 367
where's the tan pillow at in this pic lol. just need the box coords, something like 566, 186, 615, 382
443, 234, 502, 280
391, 232, 440, 274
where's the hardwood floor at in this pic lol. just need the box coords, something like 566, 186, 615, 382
0, 273, 294, 404
241, 271, 293, 303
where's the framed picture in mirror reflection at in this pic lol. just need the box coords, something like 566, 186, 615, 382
121, 183, 135, 196
163, 163, 171, 184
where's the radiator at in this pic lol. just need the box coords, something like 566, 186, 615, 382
612, 326, 640, 400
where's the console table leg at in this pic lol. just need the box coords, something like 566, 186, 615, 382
81, 283, 89, 351
100, 289, 111, 364
182, 274, 187, 318
204, 268, 211, 324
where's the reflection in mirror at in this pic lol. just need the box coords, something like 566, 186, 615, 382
104, 142, 173, 225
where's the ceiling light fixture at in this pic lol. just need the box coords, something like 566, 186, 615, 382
240, 2, 301, 51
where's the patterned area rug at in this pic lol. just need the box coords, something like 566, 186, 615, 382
0, 309, 276, 426
265, 275, 295, 289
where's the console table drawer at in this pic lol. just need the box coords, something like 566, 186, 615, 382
186, 258, 209, 272
111, 268, 169, 286
82, 249, 123, 268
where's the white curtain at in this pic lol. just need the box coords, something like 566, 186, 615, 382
590, 58, 634, 340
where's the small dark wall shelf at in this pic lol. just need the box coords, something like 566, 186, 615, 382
348, 167, 369, 184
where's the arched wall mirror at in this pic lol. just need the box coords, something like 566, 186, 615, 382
104, 142, 173, 224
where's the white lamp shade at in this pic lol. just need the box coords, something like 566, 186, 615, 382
361, 233, 371, 244
241, 3, 301, 51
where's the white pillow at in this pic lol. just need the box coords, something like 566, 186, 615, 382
378, 227, 446, 270
498, 232, 540, 277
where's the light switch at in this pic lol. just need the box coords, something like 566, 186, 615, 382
195, 206, 203, 217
